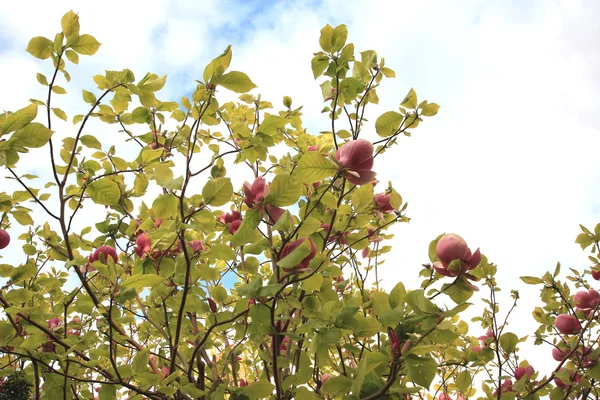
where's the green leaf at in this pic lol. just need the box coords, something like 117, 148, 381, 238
121, 274, 164, 289
499, 332, 518, 354
80, 135, 102, 150
65, 49, 79, 64
99, 384, 116, 400
331, 24, 348, 53
456, 370, 472, 393
400, 88, 418, 109
82, 90, 97, 104
405, 354, 437, 389
53, 108, 67, 121
520, 276, 542, 285
322, 376, 353, 397
70, 34, 101, 55
132, 349, 149, 373
87, 179, 120, 206
132, 107, 150, 123
241, 380, 274, 400
2, 104, 38, 135
311, 54, 329, 79
231, 209, 262, 247
202, 177, 233, 206
371, 291, 392, 317
351, 183, 374, 212
319, 24, 335, 52
277, 239, 312, 269
52, 85, 66, 94
203, 45, 232, 83
36, 73, 48, 86
152, 194, 179, 219
375, 111, 403, 138
206, 244, 235, 261
295, 151, 337, 184
265, 172, 301, 207
421, 103, 440, 117
61, 10, 80, 37
10, 123, 53, 148
216, 71, 257, 93
138, 73, 167, 92
26, 37, 53, 59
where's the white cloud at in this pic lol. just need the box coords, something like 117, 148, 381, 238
1, 0, 599, 391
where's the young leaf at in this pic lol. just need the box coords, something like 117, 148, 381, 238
265, 172, 301, 207
1, 104, 38, 135
216, 71, 257, 93
295, 152, 337, 184
202, 177, 233, 206
375, 111, 402, 138
26, 37, 53, 59
70, 34, 101, 55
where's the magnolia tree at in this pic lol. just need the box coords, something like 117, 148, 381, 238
1, 10, 600, 400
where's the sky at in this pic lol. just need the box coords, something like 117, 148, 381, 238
0, 0, 599, 389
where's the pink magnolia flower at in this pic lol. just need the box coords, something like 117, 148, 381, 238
134, 233, 152, 258
308, 145, 319, 152
574, 289, 600, 311
89, 246, 118, 264
493, 379, 514, 396
48, 317, 63, 330
279, 238, 317, 270
265, 204, 285, 225
220, 210, 242, 225
434, 234, 481, 277
514, 365, 535, 381
334, 139, 376, 185
552, 347, 568, 362
555, 314, 581, 335
478, 329, 495, 344
208, 298, 217, 313
321, 374, 331, 384
229, 219, 242, 235
239, 379, 248, 387
191, 240, 204, 253
592, 270, 600, 280
374, 193, 394, 213
388, 327, 401, 357
154, 218, 162, 228
243, 177, 268, 208
554, 369, 580, 388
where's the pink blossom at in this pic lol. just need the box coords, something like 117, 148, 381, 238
514, 365, 535, 381
134, 233, 152, 258
208, 298, 217, 313
434, 234, 481, 277
574, 289, 600, 311
308, 145, 319, 152
555, 314, 581, 335
48, 317, 63, 330
265, 204, 285, 225
374, 193, 394, 213
279, 238, 317, 270
220, 210, 242, 225
334, 139, 376, 185
493, 379, 514, 396
388, 327, 401, 356
229, 219, 242, 235
243, 177, 268, 208
191, 240, 204, 253
239, 379, 248, 387
89, 246, 118, 264
321, 374, 331, 383
552, 347, 568, 361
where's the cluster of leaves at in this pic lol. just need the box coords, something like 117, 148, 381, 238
0, 10, 599, 400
